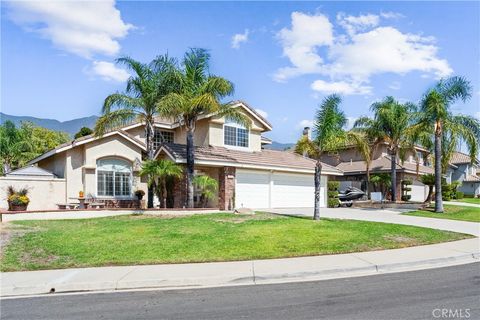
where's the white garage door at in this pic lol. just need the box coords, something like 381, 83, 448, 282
235, 170, 270, 208
235, 169, 326, 209
272, 173, 325, 208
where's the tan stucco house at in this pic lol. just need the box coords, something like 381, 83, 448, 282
17, 101, 341, 210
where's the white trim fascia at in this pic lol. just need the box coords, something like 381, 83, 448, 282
171, 158, 342, 175
154, 146, 177, 161
230, 102, 273, 131
28, 131, 146, 165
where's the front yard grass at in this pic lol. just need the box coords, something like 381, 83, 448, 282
405, 205, 480, 222
453, 198, 480, 205
0, 212, 471, 272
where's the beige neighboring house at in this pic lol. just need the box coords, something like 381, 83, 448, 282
321, 142, 433, 202
2, 101, 342, 211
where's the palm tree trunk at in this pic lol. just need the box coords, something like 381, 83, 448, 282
146, 121, 155, 208
434, 129, 444, 213
186, 125, 195, 208
3, 162, 11, 174
313, 160, 322, 220
366, 163, 371, 200
425, 185, 433, 204
390, 151, 397, 202
162, 179, 167, 209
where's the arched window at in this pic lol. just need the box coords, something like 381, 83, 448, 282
97, 158, 132, 197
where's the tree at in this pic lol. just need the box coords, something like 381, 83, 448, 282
420, 174, 435, 203
74, 127, 93, 139
294, 94, 349, 220
193, 175, 218, 208
0, 121, 29, 174
95, 55, 176, 208
0, 121, 69, 174
140, 159, 183, 208
157, 48, 250, 208
370, 173, 392, 199
418, 76, 477, 213
355, 97, 417, 202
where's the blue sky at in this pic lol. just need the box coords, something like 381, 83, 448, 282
1, 1, 479, 143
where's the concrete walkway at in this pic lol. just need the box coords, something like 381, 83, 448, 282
443, 201, 480, 208
1, 207, 479, 298
1, 209, 220, 222
267, 207, 480, 237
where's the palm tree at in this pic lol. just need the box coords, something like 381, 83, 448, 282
355, 97, 417, 202
140, 159, 183, 208
193, 175, 218, 208
418, 76, 477, 213
294, 94, 349, 220
157, 48, 250, 208
95, 55, 176, 208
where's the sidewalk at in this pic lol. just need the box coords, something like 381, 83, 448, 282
1, 238, 478, 298
443, 201, 480, 208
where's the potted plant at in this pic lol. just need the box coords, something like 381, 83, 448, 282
134, 190, 145, 200
7, 186, 30, 211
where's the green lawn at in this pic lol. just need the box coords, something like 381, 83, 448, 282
453, 198, 480, 205
405, 205, 480, 222
0, 213, 471, 272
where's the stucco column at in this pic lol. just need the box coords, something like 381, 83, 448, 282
218, 166, 236, 210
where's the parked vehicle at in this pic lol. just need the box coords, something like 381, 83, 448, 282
338, 187, 365, 207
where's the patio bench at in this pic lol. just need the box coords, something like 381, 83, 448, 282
56, 203, 79, 210
88, 202, 105, 209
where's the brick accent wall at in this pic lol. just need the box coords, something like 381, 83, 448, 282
219, 166, 236, 210
173, 166, 187, 208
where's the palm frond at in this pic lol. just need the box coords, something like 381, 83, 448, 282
94, 109, 139, 136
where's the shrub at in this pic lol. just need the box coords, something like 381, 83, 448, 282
442, 183, 453, 201
455, 191, 464, 200
401, 195, 411, 201
134, 190, 145, 197
327, 181, 340, 191
327, 181, 339, 208
327, 198, 339, 208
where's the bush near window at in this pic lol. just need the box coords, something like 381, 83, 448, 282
455, 191, 464, 200
401, 179, 412, 202
327, 181, 340, 208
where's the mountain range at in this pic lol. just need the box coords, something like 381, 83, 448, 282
0, 112, 293, 150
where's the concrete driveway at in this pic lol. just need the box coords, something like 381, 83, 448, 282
266, 207, 480, 237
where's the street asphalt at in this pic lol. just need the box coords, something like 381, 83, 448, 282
1, 263, 478, 320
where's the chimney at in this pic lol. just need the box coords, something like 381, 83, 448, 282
303, 127, 311, 140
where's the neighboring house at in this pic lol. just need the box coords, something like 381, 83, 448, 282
446, 151, 480, 197
320, 142, 433, 202
10, 101, 341, 210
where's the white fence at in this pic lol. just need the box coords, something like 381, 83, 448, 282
0, 177, 66, 211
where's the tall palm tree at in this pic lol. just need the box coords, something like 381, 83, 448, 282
355, 97, 417, 202
294, 94, 349, 220
140, 159, 183, 208
418, 76, 477, 213
193, 175, 218, 208
157, 48, 250, 208
95, 56, 176, 208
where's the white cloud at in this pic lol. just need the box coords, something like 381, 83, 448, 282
7, 0, 133, 58
337, 12, 379, 36
380, 11, 405, 19
231, 29, 249, 49
297, 119, 313, 129
346, 116, 358, 130
311, 79, 372, 95
89, 61, 130, 82
255, 108, 268, 118
274, 12, 333, 82
275, 11, 453, 95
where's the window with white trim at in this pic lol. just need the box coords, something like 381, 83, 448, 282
224, 120, 248, 147
153, 129, 174, 150
97, 158, 132, 197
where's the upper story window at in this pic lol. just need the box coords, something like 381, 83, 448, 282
224, 120, 248, 148
97, 158, 132, 197
153, 129, 174, 150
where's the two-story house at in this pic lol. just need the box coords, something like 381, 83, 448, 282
24, 101, 342, 210
320, 141, 433, 202
446, 151, 480, 197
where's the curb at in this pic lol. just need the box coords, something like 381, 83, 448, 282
2, 252, 478, 298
